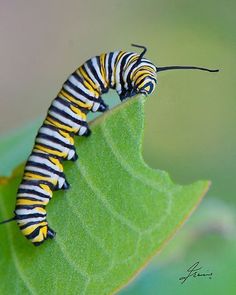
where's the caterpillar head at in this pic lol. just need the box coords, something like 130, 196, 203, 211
133, 61, 157, 96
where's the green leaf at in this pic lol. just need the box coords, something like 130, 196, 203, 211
0, 95, 209, 294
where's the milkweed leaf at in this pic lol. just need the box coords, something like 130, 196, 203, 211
0, 95, 209, 294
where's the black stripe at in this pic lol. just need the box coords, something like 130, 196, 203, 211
30, 151, 48, 159
119, 53, 133, 96
65, 79, 98, 103
49, 105, 87, 126
80, 64, 95, 87
107, 53, 114, 88
30, 150, 59, 161
61, 87, 90, 108
26, 161, 64, 177
135, 75, 156, 88
86, 57, 105, 92
16, 213, 46, 220
25, 226, 42, 240
71, 71, 95, 96
16, 204, 45, 210
24, 168, 53, 178
46, 113, 71, 130
20, 220, 45, 230
96, 56, 107, 93
37, 132, 74, 150
56, 96, 89, 115
126, 59, 139, 91
35, 139, 63, 154
98, 55, 109, 94
71, 71, 84, 84
20, 179, 54, 190
39, 122, 75, 137
17, 189, 51, 199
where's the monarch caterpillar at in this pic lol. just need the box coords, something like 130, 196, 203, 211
0, 44, 219, 246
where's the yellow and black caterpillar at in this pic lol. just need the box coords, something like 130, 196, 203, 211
0, 44, 218, 246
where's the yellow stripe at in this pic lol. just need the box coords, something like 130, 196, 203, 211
132, 69, 150, 80
21, 222, 48, 236
50, 157, 63, 171
59, 90, 91, 109
58, 129, 74, 145
36, 207, 46, 214
45, 117, 77, 133
70, 104, 86, 120
16, 199, 47, 206
114, 51, 126, 85
135, 73, 155, 86
115, 51, 125, 68
23, 172, 57, 185
33, 145, 67, 158
132, 66, 154, 78
41, 226, 47, 238
40, 184, 52, 194
77, 67, 99, 94
31, 235, 43, 243
125, 55, 139, 71
100, 53, 108, 87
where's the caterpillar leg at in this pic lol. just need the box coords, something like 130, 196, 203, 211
71, 152, 78, 161
56, 174, 70, 190
91, 99, 109, 113
98, 101, 109, 112
68, 146, 78, 161
47, 226, 56, 239
78, 124, 92, 137
83, 128, 91, 137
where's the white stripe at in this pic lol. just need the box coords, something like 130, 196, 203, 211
17, 193, 50, 202
123, 53, 137, 89
17, 216, 46, 223
36, 137, 70, 154
91, 57, 104, 85
19, 184, 51, 197
48, 110, 81, 130
15, 208, 46, 216
115, 53, 130, 93
28, 155, 61, 172
69, 75, 97, 98
52, 100, 84, 122
84, 63, 101, 90
123, 59, 138, 89
105, 54, 109, 84
63, 84, 93, 106
39, 127, 71, 145
25, 165, 65, 189
110, 51, 120, 87
25, 166, 57, 179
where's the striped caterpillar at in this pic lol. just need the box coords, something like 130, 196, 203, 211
0, 44, 218, 246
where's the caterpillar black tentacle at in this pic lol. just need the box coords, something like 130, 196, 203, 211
0, 44, 219, 246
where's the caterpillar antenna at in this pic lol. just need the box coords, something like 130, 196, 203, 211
156, 65, 219, 73
0, 216, 16, 225
131, 44, 147, 61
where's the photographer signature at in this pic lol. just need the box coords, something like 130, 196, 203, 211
179, 261, 213, 284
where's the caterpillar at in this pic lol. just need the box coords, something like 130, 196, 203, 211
0, 44, 219, 246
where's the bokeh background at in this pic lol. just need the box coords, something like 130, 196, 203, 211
0, 1, 235, 294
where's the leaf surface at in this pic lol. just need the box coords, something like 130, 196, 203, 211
0, 95, 209, 294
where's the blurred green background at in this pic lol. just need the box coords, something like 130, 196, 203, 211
0, 0, 235, 294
